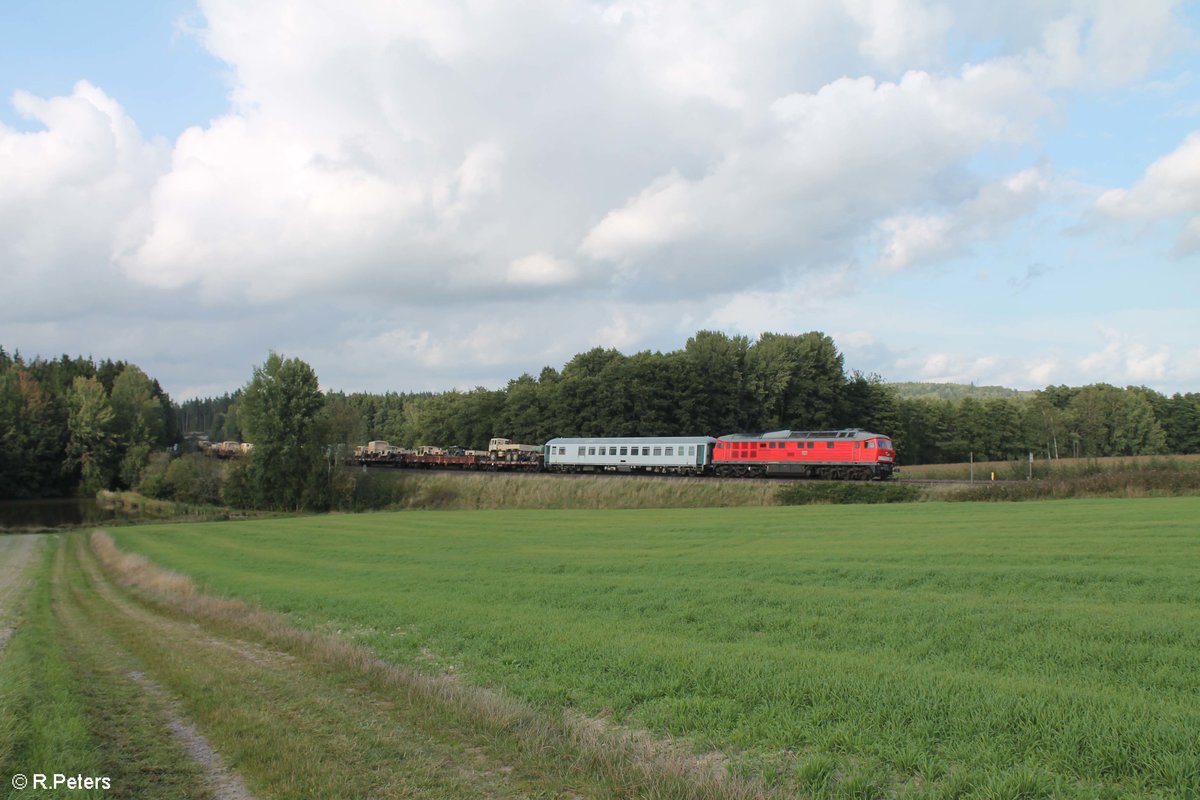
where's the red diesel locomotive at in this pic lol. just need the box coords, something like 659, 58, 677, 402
713, 428, 895, 480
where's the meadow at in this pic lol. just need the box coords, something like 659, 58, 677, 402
106, 498, 1200, 798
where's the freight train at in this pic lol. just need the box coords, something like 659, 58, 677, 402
352, 430, 896, 480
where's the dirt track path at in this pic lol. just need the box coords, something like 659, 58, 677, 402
62, 534, 552, 800
0, 534, 42, 654
69, 532, 774, 800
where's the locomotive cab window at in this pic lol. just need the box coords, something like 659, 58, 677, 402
865, 441, 875, 448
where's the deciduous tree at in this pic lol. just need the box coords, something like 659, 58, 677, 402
240, 353, 325, 510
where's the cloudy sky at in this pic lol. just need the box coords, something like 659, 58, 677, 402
2, 1, 1199, 400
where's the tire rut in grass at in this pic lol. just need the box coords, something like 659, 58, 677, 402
53, 537, 225, 800
0, 534, 43, 655
125, 670, 257, 800
68, 534, 548, 800
85, 530, 780, 800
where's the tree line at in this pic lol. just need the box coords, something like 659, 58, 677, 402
186, 331, 897, 450
5, 333, 1200, 505
895, 385, 1198, 464
182, 331, 1199, 470
0, 348, 178, 498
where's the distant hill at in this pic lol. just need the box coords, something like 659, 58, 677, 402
888, 382, 1034, 401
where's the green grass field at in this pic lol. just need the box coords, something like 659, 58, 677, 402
107, 498, 1200, 798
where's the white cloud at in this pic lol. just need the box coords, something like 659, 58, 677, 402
1095, 131, 1200, 254
1079, 326, 1170, 383
0, 82, 166, 320
875, 166, 1049, 271
582, 65, 1046, 291
1034, 1, 1184, 89
3, 0, 1198, 400
844, 0, 951, 69
702, 269, 859, 335
506, 252, 576, 287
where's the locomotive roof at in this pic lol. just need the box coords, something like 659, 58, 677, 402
718, 429, 886, 441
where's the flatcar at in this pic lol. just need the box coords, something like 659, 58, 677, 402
545, 436, 716, 475
713, 428, 894, 480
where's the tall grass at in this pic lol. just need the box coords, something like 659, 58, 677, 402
945, 467, 1200, 501
899, 453, 1200, 481
347, 471, 782, 510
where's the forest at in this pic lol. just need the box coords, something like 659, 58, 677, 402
186, 331, 1198, 465
3, 331, 1199, 504
0, 348, 177, 499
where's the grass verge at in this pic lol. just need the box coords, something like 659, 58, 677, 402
350, 470, 783, 510
0, 538, 106, 799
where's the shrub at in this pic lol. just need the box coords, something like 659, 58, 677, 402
164, 453, 222, 506
220, 458, 254, 509
777, 481, 924, 505
136, 451, 173, 499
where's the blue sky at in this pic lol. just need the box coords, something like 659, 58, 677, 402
1, 1, 1199, 400
0, 0, 227, 139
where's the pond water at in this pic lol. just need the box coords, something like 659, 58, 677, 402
0, 498, 122, 531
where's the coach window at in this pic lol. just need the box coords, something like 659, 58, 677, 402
688, 446, 695, 456
665, 446, 674, 456
620, 446, 628, 455
589, 447, 596, 455
577, 446, 585, 456
653, 447, 662, 456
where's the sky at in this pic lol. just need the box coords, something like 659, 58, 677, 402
2, 0, 1199, 401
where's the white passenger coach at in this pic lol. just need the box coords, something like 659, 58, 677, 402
544, 436, 717, 475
